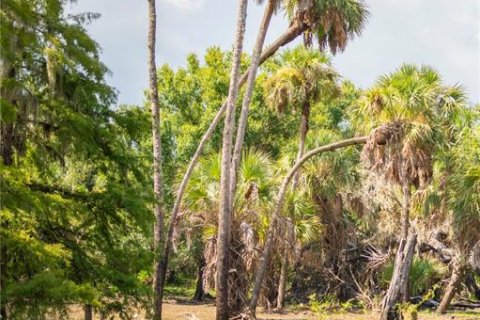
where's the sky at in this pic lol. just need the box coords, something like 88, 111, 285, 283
68, 0, 480, 105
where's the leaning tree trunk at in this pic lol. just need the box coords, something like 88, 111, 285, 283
216, 1, 248, 319
438, 256, 466, 314
229, 0, 276, 201
156, 23, 306, 307
380, 234, 417, 320
147, 0, 165, 319
249, 136, 368, 316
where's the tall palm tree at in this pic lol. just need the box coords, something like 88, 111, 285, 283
216, 1, 248, 319
157, 2, 368, 316
162, 1, 369, 283
263, 46, 340, 188
355, 64, 467, 320
146, 1, 164, 319
230, 0, 280, 218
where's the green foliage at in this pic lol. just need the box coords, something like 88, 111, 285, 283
0, 1, 153, 318
380, 257, 446, 296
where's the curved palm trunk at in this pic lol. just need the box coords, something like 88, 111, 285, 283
156, 22, 306, 312
147, 0, 165, 319
230, 0, 276, 207
216, 1, 248, 319
438, 257, 465, 314
249, 136, 368, 316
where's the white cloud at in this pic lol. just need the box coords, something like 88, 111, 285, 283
163, 0, 205, 11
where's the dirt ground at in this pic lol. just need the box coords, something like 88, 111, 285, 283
66, 301, 480, 320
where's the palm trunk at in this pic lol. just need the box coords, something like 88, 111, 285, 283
193, 255, 206, 301
400, 157, 410, 240
84, 304, 93, 320
380, 234, 417, 320
276, 253, 289, 310
249, 136, 368, 316
438, 257, 465, 314
216, 1, 248, 319
229, 0, 276, 205
292, 102, 310, 189
156, 22, 305, 313
400, 158, 411, 302
147, 0, 165, 319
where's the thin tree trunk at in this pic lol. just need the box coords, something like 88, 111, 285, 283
380, 234, 417, 320
292, 103, 310, 189
84, 304, 93, 320
438, 257, 466, 314
400, 158, 411, 303
229, 0, 276, 206
276, 253, 289, 310
193, 255, 206, 301
275, 103, 309, 310
147, 0, 164, 319
249, 136, 368, 316
216, 1, 248, 319
400, 158, 410, 241
156, 22, 305, 314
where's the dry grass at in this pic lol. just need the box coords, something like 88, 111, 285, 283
65, 302, 480, 320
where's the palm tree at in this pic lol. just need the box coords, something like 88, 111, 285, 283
182, 150, 276, 315
438, 124, 480, 314
263, 46, 340, 188
355, 64, 467, 320
157, 1, 368, 315
262, 48, 340, 308
216, 1, 248, 319
230, 0, 280, 218
162, 1, 369, 282
275, 189, 322, 309
249, 134, 369, 315
146, 1, 164, 319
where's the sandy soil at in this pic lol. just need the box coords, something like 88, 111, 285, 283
65, 302, 480, 320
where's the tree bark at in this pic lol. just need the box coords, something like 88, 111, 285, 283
249, 136, 368, 316
230, 0, 276, 210
438, 257, 466, 314
276, 252, 289, 310
147, 0, 165, 319
380, 234, 417, 320
400, 158, 410, 241
292, 102, 310, 189
155, 20, 305, 317
399, 157, 411, 303
193, 255, 206, 301
216, 1, 248, 319
84, 304, 93, 320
